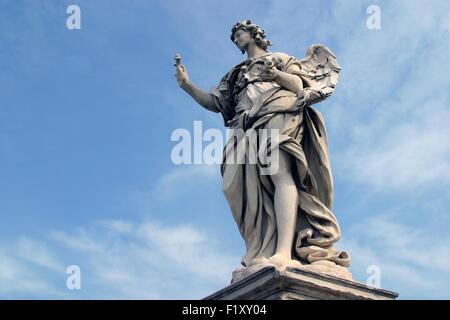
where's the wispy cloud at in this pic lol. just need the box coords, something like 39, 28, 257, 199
317, 1, 450, 191
339, 214, 450, 299
49, 218, 239, 299
16, 237, 65, 273
0, 246, 65, 299
0, 217, 239, 299
152, 164, 220, 200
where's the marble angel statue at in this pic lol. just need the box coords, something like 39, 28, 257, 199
174, 20, 351, 282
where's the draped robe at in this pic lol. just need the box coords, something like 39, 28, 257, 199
208, 51, 350, 268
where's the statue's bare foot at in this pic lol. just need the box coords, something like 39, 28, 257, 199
267, 253, 303, 268
249, 257, 269, 266
302, 260, 353, 280
267, 253, 290, 267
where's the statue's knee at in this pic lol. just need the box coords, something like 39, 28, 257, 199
270, 166, 291, 186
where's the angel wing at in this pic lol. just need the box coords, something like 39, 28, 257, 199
295, 44, 341, 108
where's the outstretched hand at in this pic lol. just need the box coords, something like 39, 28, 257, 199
174, 54, 189, 88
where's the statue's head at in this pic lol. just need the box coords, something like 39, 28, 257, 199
230, 20, 272, 54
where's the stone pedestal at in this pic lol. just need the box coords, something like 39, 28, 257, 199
204, 266, 398, 300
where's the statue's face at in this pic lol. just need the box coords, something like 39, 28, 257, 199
233, 29, 253, 52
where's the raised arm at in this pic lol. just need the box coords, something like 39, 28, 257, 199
174, 57, 218, 113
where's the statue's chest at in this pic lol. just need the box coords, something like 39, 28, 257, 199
232, 62, 265, 102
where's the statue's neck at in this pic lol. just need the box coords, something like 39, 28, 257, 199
246, 43, 268, 60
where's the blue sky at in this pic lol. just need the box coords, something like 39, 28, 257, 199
0, 0, 449, 299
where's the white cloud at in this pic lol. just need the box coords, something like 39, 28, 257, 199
319, 1, 450, 191
48, 218, 240, 299
0, 248, 66, 299
137, 222, 236, 280
0, 217, 240, 299
16, 237, 64, 272
339, 214, 450, 299
96, 220, 133, 233
51, 229, 103, 253
352, 216, 450, 275
339, 108, 450, 190
153, 164, 220, 200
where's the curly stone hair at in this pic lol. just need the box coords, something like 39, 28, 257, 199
230, 19, 273, 54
